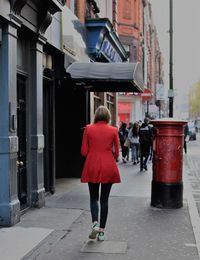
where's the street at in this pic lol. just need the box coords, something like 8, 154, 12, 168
0, 135, 200, 259
16, 136, 200, 259
185, 133, 200, 216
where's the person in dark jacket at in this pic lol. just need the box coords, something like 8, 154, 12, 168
118, 122, 129, 163
138, 118, 153, 171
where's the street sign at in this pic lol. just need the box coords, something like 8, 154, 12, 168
156, 84, 165, 100
168, 89, 174, 98
141, 88, 153, 102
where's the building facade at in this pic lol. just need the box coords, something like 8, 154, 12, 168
117, 0, 165, 123
116, 0, 144, 124
0, 0, 143, 226
0, 0, 70, 226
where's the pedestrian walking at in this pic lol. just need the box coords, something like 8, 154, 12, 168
80, 105, 121, 241
126, 122, 133, 161
183, 122, 189, 154
148, 122, 153, 161
128, 122, 140, 164
138, 117, 153, 171
118, 122, 129, 163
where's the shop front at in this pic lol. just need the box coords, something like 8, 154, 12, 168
118, 102, 132, 126
0, 0, 65, 226
66, 61, 144, 177
54, 16, 144, 179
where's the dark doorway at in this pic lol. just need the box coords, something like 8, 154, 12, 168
43, 76, 55, 193
55, 78, 87, 178
17, 75, 27, 209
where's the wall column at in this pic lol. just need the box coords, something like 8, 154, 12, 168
0, 22, 20, 226
30, 36, 45, 208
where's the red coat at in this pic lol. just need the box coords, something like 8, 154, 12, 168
81, 121, 121, 183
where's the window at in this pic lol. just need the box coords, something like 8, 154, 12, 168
94, 92, 102, 114
106, 93, 115, 123
57, 0, 67, 6
66, 0, 70, 7
123, 44, 130, 61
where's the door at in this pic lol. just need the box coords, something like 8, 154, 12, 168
17, 76, 27, 208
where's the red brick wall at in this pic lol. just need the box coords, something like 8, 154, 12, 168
117, 0, 138, 38
117, 0, 141, 61
76, 0, 86, 24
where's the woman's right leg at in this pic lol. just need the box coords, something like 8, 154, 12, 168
88, 183, 101, 239
88, 183, 100, 223
99, 183, 112, 229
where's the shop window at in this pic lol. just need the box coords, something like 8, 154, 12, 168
106, 92, 115, 124
43, 52, 54, 79
86, 0, 100, 18
94, 92, 102, 113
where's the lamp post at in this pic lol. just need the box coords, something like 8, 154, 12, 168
169, 0, 174, 117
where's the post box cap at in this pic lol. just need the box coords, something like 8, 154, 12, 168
150, 118, 187, 126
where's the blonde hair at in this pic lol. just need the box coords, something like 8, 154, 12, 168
93, 105, 111, 124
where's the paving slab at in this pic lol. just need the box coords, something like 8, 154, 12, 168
17, 207, 83, 230
0, 226, 53, 260
80, 240, 127, 254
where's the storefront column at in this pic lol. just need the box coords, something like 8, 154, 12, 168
0, 23, 20, 226
30, 37, 45, 208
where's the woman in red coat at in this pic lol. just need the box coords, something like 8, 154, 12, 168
81, 105, 121, 241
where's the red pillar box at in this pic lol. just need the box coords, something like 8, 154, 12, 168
150, 118, 187, 208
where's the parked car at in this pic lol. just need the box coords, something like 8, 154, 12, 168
188, 121, 197, 140
194, 118, 200, 133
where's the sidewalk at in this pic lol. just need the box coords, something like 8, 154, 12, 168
1, 157, 200, 260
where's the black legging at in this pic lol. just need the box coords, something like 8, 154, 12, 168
88, 183, 112, 229
120, 141, 128, 159
140, 142, 151, 169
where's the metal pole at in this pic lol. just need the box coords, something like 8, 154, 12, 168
159, 102, 161, 118
147, 101, 149, 117
169, 0, 174, 117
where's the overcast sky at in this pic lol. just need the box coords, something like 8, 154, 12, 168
150, 0, 200, 118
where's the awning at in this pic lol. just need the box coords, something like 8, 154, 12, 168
66, 62, 144, 92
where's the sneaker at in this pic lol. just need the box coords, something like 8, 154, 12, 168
122, 158, 127, 163
97, 231, 105, 241
133, 162, 136, 165
144, 165, 148, 171
89, 223, 100, 239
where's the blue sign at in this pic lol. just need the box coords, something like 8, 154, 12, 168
101, 40, 122, 62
